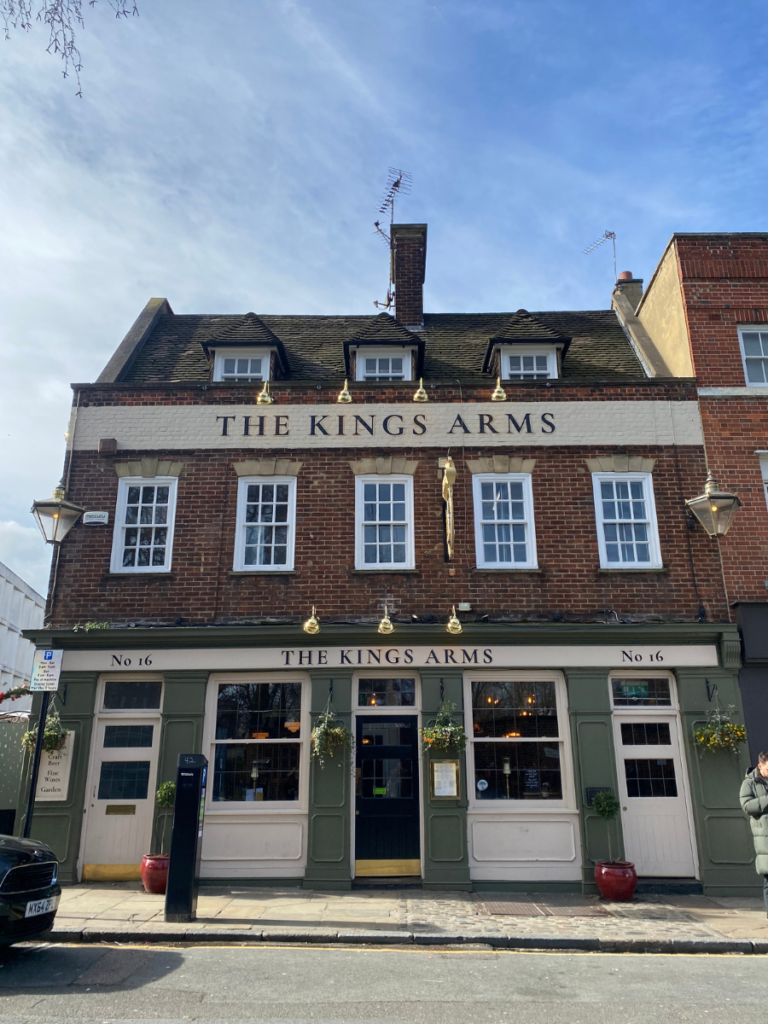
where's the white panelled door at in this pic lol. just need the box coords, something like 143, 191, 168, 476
612, 715, 696, 877
82, 717, 161, 873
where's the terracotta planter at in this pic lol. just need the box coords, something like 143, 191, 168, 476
594, 860, 637, 901
140, 854, 170, 894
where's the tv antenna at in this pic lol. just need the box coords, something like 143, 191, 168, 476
583, 230, 617, 283
373, 168, 412, 310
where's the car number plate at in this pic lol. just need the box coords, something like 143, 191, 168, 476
24, 895, 59, 918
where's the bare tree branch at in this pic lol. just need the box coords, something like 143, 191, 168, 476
1, 0, 138, 96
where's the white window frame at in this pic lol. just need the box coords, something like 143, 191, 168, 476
463, 670, 575, 810
213, 347, 273, 383
353, 347, 414, 382
354, 474, 415, 570
110, 477, 178, 574
500, 345, 558, 381
203, 672, 310, 814
737, 326, 768, 387
233, 476, 297, 572
472, 473, 538, 569
592, 472, 662, 569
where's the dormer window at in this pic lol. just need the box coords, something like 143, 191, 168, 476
503, 346, 558, 381
213, 348, 272, 383
354, 347, 414, 382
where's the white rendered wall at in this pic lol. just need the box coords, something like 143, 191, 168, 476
0, 561, 45, 711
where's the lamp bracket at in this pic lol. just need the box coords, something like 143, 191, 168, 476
706, 679, 718, 703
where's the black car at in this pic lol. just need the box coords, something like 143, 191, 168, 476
0, 835, 61, 946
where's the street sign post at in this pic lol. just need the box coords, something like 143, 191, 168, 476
23, 649, 63, 838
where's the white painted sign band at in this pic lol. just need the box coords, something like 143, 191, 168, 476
61, 644, 719, 673
71, 400, 703, 451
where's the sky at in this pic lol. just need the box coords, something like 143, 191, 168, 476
1, 0, 767, 596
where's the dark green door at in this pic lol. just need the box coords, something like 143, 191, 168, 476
355, 716, 420, 877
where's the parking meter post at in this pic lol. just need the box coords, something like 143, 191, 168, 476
22, 692, 50, 839
164, 753, 207, 923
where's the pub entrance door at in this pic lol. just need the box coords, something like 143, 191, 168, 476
354, 716, 421, 877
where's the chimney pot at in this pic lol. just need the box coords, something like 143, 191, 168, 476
618, 270, 633, 281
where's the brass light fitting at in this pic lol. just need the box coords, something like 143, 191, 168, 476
491, 377, 507, 402
256, 381, 273, 405
413, 378, 428, 402
378, 605, 394, 635
30, 483, 85, 545
303, 606, 320, 634
446, 606, 462, 635
337, 380, 352, 404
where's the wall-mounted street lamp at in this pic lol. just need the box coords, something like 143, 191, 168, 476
30, 484, 85, 545
685, 473, 741, 538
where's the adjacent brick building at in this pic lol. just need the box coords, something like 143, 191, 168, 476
620, 234, 768, 763
21, 224, 754, 895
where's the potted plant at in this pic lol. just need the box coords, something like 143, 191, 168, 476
591, 790, 637, 901
140, 781, 176, 895
311, 708, 351, 766
693, 705, 747, 754
420, 700, 467, 753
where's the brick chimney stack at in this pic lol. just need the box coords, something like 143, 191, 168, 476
392, 223, 427, 327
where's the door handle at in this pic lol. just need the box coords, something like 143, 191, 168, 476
623, 806, 627, 811
355, 810, 360, 815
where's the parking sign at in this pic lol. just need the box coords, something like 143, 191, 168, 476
30, 649, 63, 692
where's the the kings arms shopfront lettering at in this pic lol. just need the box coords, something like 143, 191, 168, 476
61, 644, 720, 672
216, 411, 556, 437
69, 401, 704, 450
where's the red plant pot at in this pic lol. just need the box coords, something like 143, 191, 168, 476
140, 854, 170, 895
594, 861, 637, 902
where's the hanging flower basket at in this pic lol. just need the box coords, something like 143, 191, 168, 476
693, 705, 747, 754
21, 707, 68, 754
311, 708, 352, 766
420, 701, 466, 754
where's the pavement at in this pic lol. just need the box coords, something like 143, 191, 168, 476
47, 883, 768, 953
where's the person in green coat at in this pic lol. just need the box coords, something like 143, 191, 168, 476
740, 751, 768, 916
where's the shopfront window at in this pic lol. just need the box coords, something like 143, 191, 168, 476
212, 682, 302, 802
470, 680, 563, 800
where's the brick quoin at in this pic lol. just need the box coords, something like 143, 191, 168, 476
674, 235, 768, 603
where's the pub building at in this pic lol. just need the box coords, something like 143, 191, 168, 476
20, 223, 757, 895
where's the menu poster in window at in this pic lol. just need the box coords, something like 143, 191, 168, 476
430, 759, 460, 800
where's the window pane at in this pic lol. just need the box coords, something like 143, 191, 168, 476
624, 758, 677, 798
621, 722, 671, 746
97, 761, 150, 800
103, 680, 162, 710
212, 742, 300, 802
361, 479, 410, 564
611, 678, 672, 707
122, 483, 172, 570
243, 481, 292, 567
215, 682, 302, 740
104, 725, 154, 748
471, 680, 558, 738
358, 678, 416, 707
361, 758, 413, 799
474, 742, 562, 800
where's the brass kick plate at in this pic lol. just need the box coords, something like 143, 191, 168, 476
355, 859, 420, 877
